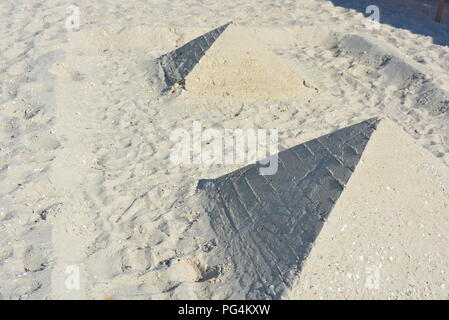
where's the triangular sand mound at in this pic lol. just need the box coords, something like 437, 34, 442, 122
158, 22, 231, 88
287, 119, 449, 299
158, 23, 309, 100
198, 118, 379, 299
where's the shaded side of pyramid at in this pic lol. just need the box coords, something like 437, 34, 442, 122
158, 22, 231, 88
201, 118, 380, 299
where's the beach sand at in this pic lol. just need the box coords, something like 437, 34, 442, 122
0, 0, 448, 299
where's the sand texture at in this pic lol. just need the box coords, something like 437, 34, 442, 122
0, 0, 448, 300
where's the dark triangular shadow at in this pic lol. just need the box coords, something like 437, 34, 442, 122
158, 22, 232, 89
199, 118, 380, 299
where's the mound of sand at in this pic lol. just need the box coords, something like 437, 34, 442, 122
193, 118, 449, 299
195, 118, 379, 299
158, 23, 313, 100
335, 34, 449, 117
288, 119, 449, 299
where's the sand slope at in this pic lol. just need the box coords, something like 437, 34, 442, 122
184, 24, 310, 100
195, 118, 379, 299
156, 23, 313, 100
288, 119, 449, 299
0, 0, 448, 300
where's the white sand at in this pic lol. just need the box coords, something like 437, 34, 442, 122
0, 0, 448, 299
287, 119, 449, 299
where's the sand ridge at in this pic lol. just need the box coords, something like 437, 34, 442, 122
156, 22, 316, 101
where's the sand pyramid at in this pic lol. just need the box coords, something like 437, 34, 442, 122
288, 119, 449, 299
158, 22, 231, 88
158, 22, 308, 99
198, 118, 379, 299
